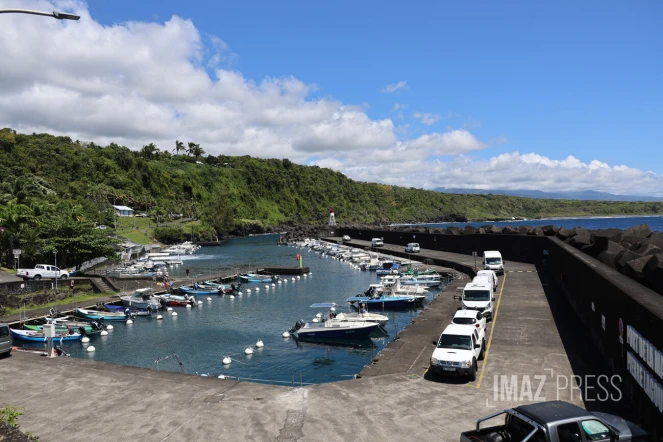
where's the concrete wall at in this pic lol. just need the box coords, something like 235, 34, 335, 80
0, 278, 92, 296
340, 227, 663, 437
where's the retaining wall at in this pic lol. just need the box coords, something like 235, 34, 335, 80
340, 228, 663, 437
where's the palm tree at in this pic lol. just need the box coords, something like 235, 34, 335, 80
141, 143, 158, 160
190, 144, 205, 159
174, 140, 184, 155
186, 142, 196, 157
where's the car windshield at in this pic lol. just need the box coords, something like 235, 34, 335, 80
486, 257, 501, 265
453, 317, 476, 325
464, 289, 491, 301
437, 334, 472, 350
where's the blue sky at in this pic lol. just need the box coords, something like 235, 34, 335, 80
88, 1, 662, 171
1, 0, 662, 195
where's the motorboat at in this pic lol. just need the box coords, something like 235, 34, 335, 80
120, 288, 161, 310
76, 308, 134, 321
347, 286, 417, 309
398, 274, 441, 287
178, 285, 220, 296
329, 305, 389, 326
238, 273, 279, 283
47, 314, 106, 331
288, 303, 380, 339
202, 281, 234, 293
376, 261, 401, 275
11, 328, 82, 342
159, 293, 196, 307
103, 304, 153, 316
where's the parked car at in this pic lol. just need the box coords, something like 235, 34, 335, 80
476, 269, 498, 292
484, 250, 505, 274
460, 400, 651, 441
430, 323, 485, 381
0, 323, 12, 357
404, 243, 420, 253
342, 235, 351, 242
451, 309, 486, 333
454, 280, 495, 320
371, 238, 384, 247
16, 264, 69, 281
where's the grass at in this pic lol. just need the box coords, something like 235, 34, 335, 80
3, 291, 115, 316
113, 216, 202, 245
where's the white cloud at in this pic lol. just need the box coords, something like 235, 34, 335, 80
413, 112, 440, 125
381, 80, 408, 93
0, 1, 660, 197
392, 103, 407, 111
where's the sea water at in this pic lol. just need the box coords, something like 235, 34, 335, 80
30, 235, 443, 385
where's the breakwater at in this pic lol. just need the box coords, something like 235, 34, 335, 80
339, 225, 663, 436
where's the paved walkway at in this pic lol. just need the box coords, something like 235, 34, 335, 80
0, 241, 599, 441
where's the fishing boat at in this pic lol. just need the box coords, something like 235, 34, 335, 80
347, 286, 417, 309
120, 288, 161, 310
159, 294, 195, 307
238, 273, 279, 283
103, 304, 153, 316
48, 315, 105, 331
178, 285, 220, 296
398, 274, 441, 287
376, 261, 401, 275
202, 281, 234, 293
11, 328, 82, 342
328, 305, 389, 326
77, 308, 133, 321
24, 323, 94, 334
288, 303, 380, 340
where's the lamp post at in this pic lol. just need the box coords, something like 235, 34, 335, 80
54, 250, 58, 293
0, 9, 80, 20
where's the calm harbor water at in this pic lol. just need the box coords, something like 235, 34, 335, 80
405, 215, 663, 232
22, 235, 443, 385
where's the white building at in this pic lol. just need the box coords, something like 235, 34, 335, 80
112, 205, 134, 217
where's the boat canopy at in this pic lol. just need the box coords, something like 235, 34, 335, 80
309, 303, 336, 308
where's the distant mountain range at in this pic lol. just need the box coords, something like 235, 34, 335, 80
434, 188, 663, 202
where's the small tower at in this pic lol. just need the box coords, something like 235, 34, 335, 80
328, 208, 336, 226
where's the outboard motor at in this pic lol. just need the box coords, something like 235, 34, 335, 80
90, 320, 102, 331
288, 320, 306, 334
78, 326, 86, 336
159, 297, 168, 308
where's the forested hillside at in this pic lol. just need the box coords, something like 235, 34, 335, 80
1, 129, 662, 266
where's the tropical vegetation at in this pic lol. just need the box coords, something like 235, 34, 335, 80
1, 128, 661, 267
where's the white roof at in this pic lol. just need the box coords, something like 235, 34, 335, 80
112, 205, 133, 211
464, 281, 492, 290
477, 270, 495, 275
453, 309, 480, 319
442, 323, 474, 336
484, 251, 502, 257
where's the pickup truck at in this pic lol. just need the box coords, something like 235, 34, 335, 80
460, 400, 650, 442
17, 264, 69, 280
430, 323, 485, 381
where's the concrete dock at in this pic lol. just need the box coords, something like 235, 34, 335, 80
0, 240, 613, 441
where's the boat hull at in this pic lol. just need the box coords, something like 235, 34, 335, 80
347, 296, 416, 309
11, 329, 81, 341
76, 308, 128, 321
294, 322, 378, 339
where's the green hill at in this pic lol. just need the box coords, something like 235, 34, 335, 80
1, 128, 661, 265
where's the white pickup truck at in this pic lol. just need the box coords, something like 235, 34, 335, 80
17, 264, 69, 280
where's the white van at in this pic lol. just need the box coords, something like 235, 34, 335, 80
454, 280, 496, 320
483, 251, 504, 275
371, 238, 384, 247
404, 243, 420, 253
476, 270, 498, 292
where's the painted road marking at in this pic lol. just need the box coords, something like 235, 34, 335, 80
474, 271, 507, 389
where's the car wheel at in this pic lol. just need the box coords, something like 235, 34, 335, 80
34, 275, 41, 280
479, 340, 486, 360
468, 361, 477, 382
60, 275, 67, 280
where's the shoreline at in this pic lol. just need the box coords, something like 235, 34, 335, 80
390, 213, 663, 227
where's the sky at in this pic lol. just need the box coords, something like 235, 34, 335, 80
0, 0, 662, 196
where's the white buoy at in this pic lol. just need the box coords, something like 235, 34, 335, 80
256, 339, 264, 348
277, 280, 282, 284
156, 315, 163, 320
186, 304, 192, 308
126, 319, 133, 325
238, 291, 243, 295
172, 311, 178, 316
291, 277, 295, 281
222, 356, 232, 365
271, 283, 276, 287
309, 272, 312, 275
197, 300, 203, 305
245, 347, 254, 355
264, 284, 269, 288
86, 346, 96, 352
256, 288, 260, 292
207, 297, 212, 301
284, 279, 287, 283
100, 330, 109, 336
247, 289, 251, 293
81, 336, 90, 343
106, 325, 114, 330
282, 331, 290, 338
230, 295, 235, 299
167, 307, 173, 311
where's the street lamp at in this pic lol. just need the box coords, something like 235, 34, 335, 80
54, 250, 58, 293
0, 9, 80, 20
